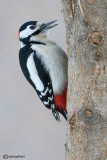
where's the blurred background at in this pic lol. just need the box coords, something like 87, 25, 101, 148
0, 0, 67, 160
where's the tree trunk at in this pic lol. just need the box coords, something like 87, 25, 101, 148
61, 0, 107, 159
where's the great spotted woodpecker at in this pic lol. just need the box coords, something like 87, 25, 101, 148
18, 20, 67, 121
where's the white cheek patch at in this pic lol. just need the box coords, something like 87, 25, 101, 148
27, 53, 44, 91
20, 25, 37, 39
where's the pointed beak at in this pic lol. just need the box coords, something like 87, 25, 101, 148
40, 20, 58, 32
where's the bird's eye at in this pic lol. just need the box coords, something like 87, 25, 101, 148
30, 25, 35, 30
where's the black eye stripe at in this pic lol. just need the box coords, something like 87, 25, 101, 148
30, 25, 35, 30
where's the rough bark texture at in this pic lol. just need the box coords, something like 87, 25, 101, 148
61, 0, 107, 159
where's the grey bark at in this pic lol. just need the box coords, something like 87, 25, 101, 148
61, 0, 107, 159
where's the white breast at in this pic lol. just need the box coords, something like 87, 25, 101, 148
31, 42, 67, 95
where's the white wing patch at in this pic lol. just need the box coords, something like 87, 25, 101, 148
27, 52, 44, 91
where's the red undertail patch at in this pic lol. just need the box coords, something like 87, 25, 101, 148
54, 88, 67, 112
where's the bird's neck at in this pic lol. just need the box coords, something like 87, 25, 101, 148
20, 35, 56, 48
20, 39, 46, 48
30, 35, 56, 46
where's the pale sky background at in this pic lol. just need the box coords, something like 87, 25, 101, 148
0, 0, 67, 160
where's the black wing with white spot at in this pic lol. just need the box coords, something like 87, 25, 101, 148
19, 46, 60, 121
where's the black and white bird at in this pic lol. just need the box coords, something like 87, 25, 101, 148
18, 20, 67, 121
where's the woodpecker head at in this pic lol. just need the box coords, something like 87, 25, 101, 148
18, 20, 57, 44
